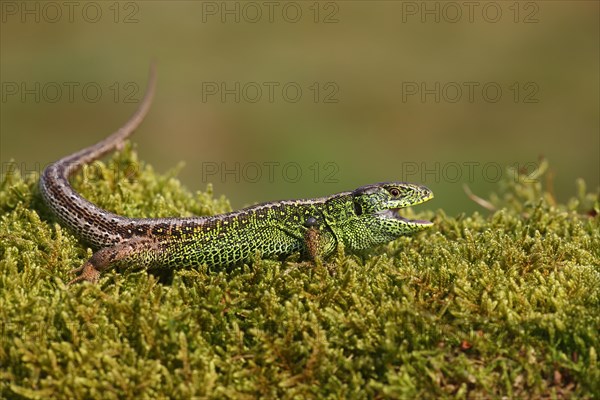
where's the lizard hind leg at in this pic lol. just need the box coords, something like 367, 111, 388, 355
68, 237, 159, 284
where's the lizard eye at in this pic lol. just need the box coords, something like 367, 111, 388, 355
389, 188, 401, 197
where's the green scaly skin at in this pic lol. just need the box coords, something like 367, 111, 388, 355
39, 66, 434, 284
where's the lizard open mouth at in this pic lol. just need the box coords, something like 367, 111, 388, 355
381, 208, 433, 226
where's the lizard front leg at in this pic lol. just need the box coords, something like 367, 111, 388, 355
302, 216, 337, 266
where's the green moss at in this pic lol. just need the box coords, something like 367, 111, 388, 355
1, 146, 599, 399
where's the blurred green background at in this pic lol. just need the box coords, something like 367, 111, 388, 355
1, 1, 598, 215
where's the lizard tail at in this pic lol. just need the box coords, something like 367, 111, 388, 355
39, 64, 157, 247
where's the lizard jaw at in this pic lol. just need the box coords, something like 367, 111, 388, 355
379, 208, 433, 227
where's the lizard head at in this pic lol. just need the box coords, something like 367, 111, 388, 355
347, 182, 434, 246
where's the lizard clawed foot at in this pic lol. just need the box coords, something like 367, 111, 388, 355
68, 262, 101, 285
67, 241, 148, 285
